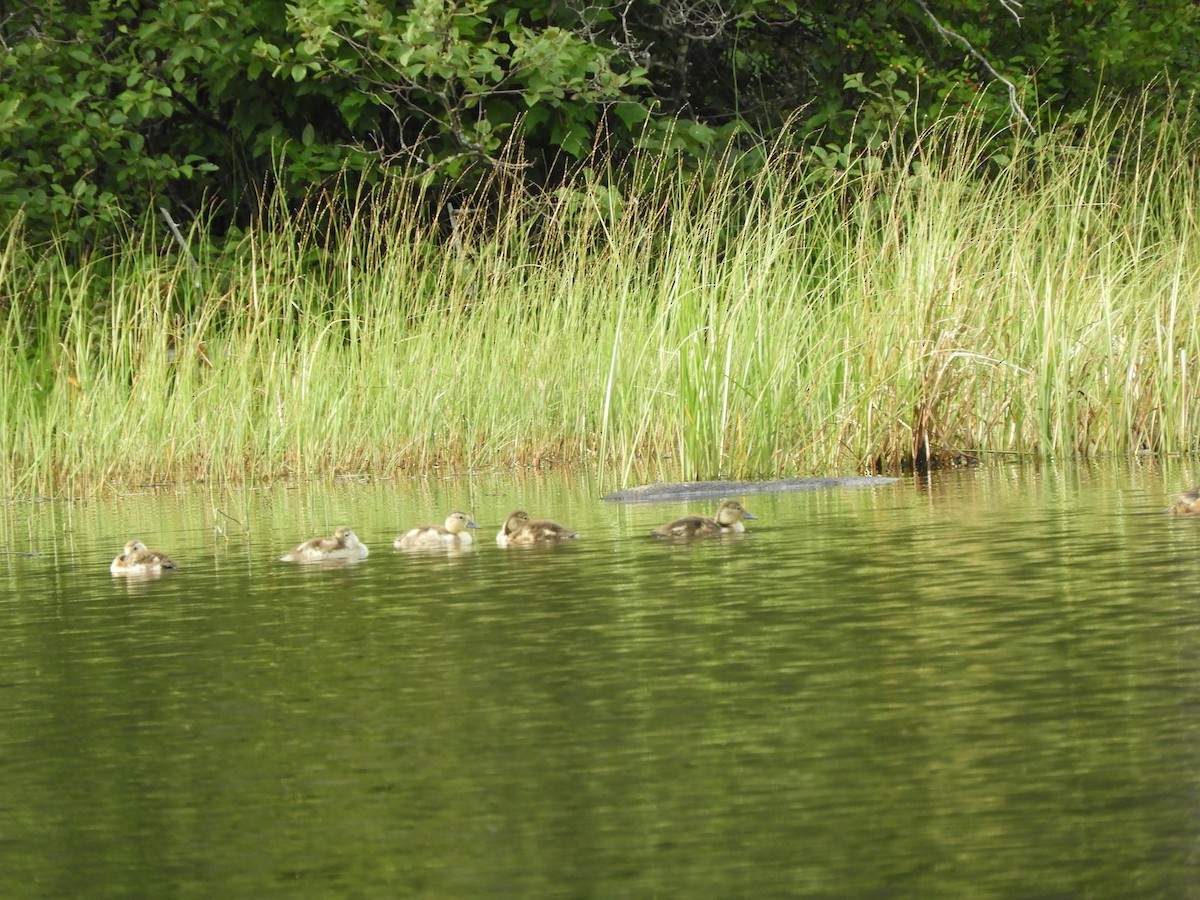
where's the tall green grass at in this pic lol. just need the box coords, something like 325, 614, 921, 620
2, 102, 1199, 497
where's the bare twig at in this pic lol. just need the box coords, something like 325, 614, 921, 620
914, 0, 1035, 133
159, 206, 201, 287
997, 0, 1024, 24
446, 202, 464, 255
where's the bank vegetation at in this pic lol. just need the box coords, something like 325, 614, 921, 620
3, 102, 1198, 497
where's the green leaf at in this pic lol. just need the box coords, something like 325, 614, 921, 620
611, 101, 648, 130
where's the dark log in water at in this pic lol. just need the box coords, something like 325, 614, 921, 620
601, 476, 901, 503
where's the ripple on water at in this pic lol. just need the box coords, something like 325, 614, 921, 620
0, 466, 1197, 896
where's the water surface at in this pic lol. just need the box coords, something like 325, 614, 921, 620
2, 463, 1198, 896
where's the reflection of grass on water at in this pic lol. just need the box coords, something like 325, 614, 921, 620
3, 102, 1199, 497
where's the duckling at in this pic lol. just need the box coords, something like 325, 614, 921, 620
279, 526, 370, 563
395, 511, 481, 549
1167, 487, 1200, 515
110, 539, 177, 576
652, 500, 758, 538
496, 510, 580, 546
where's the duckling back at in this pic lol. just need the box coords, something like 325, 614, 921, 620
653, 500, 756, 538
111, 539, 177, 575
1168, 487, 1200, 515
280, 526, 370, 562
496, 510, 579, 545
395, 512, 480, 549
653, 515, 725, 538
508, 520, 580, 544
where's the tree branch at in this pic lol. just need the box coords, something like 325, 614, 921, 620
914, 0, 1035, 134
996, 0, 1024, 24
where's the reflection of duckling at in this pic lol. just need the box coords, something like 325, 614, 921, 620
395, 511, 481, 549
280, 526, 370, 562
496, 510, 579, 546
110, 539, 178, 576
653, 500, 757, 538
1167, 487, 1200, 515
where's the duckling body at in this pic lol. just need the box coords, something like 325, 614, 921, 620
110, 539, 177, 576
496, 510, 580, 546
653, 500, 757, 538
1168, 487, 1200, 515
280, 526, 370, 563
395, 511, 481, 549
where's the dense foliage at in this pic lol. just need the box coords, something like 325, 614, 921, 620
1, 0, 1197, 244
3, 106, 1199, 492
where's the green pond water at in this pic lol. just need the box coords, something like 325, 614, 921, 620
2, 463, 1199, 897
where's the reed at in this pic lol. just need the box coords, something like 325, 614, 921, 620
3, 100, 1199, 497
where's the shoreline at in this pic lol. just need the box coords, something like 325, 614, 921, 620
601, 476, 901, 503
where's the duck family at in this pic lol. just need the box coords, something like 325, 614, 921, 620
109, 500, 765, 574
109, 485, 1200, 573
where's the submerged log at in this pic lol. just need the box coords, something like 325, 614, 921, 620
601, 476, 900, 503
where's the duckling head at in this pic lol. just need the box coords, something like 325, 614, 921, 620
502, 511, 530, 534
715, 500, 756, 526
446, 511, 482, 534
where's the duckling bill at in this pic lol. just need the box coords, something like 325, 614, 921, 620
395, 511, 481, 549
653, 500, 757, 538
280, 526, 370, 562
111, 539, 177, 576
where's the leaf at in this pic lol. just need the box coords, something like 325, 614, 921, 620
612, 101, 649, 129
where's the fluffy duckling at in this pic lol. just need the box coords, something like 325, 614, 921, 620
1167, 487, 1200, 515
279, 526, 370, 563
653, 500, 758, 538
110, 539, 177, 576
394, 511, 481, 549
496, 510, 580, 546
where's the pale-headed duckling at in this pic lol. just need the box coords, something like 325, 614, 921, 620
279, 526, 370, 563
496, 510, 580, 546
1167, 487, 1200, 515
110, 539, 178, 576
652, 500, 758, 538
394, 511, 481, 549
